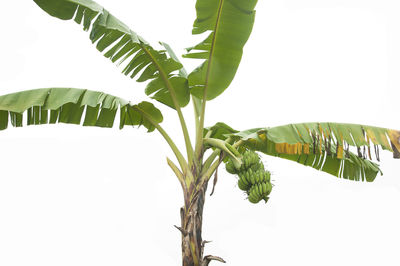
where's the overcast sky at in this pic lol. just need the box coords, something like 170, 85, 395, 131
0, 0, 400, 265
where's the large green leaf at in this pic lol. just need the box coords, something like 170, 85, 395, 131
240, 123, 400, 159
236, 129, 382, 182
230, 122, 400, 181
0, 88, 162, 132
184, 0, 258, 100
33, 0, 189, 109
203, 122, 397, 182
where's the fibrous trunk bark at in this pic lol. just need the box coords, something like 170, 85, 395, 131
181, 183, 206, 266
179, 183, 225, 266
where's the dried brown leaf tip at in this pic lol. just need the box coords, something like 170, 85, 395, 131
388, 130, 400, 158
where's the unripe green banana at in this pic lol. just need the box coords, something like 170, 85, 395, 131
248, 193, 259, 204
252, 185, 258, 198
247, 168, 252, 178
256, 187, 263, 202
249, 173, 255, 185
244, 156, 250, 169
224, 149, 273, 205
249, 186, 255, 199
238, 178, 248, 191
254, 171, 260, 183
265, 171, 271, 182
262, 182, 267, 195
242, 171, 248, 185
266, 182, 272, 194
252, 153, 258, 164
249, 186, 256, 198
249, 188, 260, 203
238, 172, 246, 185
251, 162, 264, 171
259, 184, 264, 197
258, 183, 264, 196
250, 164, 258, 172
225, 160, 236, 174
261, 172, 267, 183
238, 171, 244, 180
255, 184, 261, 199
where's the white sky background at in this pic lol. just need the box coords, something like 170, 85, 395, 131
0, 0, 400, 265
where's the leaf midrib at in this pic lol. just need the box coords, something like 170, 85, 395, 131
203, 0, 225, 99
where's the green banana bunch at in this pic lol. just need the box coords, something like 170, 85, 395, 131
225, 150, 272, 204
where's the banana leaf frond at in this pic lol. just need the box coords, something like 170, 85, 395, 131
33, 0, 189, 109
208, 122, 400, 181
0, 88, 162, 132
184, 0, 258, 100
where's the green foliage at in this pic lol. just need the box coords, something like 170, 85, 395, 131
0, 88, 162, 132
0, 0, 396, 188
33, 0, 189, 110
233, 122, 400, 159
0, 0, 397, 206
0, 1, 399, 264
184, 0, 258, 100
229, 123, 398, 182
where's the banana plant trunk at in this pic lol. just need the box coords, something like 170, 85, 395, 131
180, 182, 207, 266
179, 178, 226, 266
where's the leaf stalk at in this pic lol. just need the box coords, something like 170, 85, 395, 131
133, 106, 188, 172
140, 44, 195, 167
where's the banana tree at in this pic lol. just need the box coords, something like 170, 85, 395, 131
1, 0, 399, 265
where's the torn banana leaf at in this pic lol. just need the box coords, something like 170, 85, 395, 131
0, 88, 162, 132
234, 123, 400, 160
210, 121, 400, 182
33, 0, 189, 109
239, 131, 382, 182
